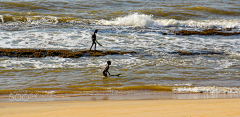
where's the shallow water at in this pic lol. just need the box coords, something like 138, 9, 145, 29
0, 0, 240, 99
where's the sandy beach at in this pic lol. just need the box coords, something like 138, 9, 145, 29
1, 98, 240, 117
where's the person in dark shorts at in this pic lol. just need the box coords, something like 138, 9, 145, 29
102, 61, 111, 77
90, 29, 98, 51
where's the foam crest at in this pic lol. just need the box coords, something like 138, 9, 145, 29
0, 15, 4, 23
99, 13, 162, 27
174, 19, 240, 29
28, 16, 59, 25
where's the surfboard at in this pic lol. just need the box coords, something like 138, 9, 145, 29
96, 40, 103, 46
110, 74, 121, 76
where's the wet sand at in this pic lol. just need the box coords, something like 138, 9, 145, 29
1, 98, 240, 117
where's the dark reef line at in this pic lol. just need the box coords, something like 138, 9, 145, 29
0, 48, 227, 58
168, 51, 226, 55
0, 48, 136, 58
163, 29, 240, 36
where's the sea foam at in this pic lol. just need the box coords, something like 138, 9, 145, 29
173, 86, 240, 93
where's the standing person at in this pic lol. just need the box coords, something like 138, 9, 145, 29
90, 29, 98, 51
102, 61, 111, 77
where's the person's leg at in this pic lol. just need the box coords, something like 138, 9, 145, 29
90, 44, 93, 51
94, 43, 96, 51
90, 41, 95, 51
103, 71, 107, 77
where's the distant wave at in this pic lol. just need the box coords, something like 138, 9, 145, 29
1, 12, 240, 29
0, 14, 83, 24
183, 6, 240, 15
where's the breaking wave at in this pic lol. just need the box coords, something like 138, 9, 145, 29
99, 13, 240, 29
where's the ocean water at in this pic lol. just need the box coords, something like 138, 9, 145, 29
0, 0, 240, 101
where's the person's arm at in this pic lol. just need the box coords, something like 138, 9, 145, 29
92, 33, 94, 39
107, 66, 110, 75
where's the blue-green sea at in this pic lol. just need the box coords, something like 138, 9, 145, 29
0, 0, 240, 101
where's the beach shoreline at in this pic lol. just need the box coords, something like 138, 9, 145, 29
1, 98, 240, 117
1, 92, 240, 102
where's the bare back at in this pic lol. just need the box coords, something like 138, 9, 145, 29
92, 33, 96, 41
103, 65, 109, 73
